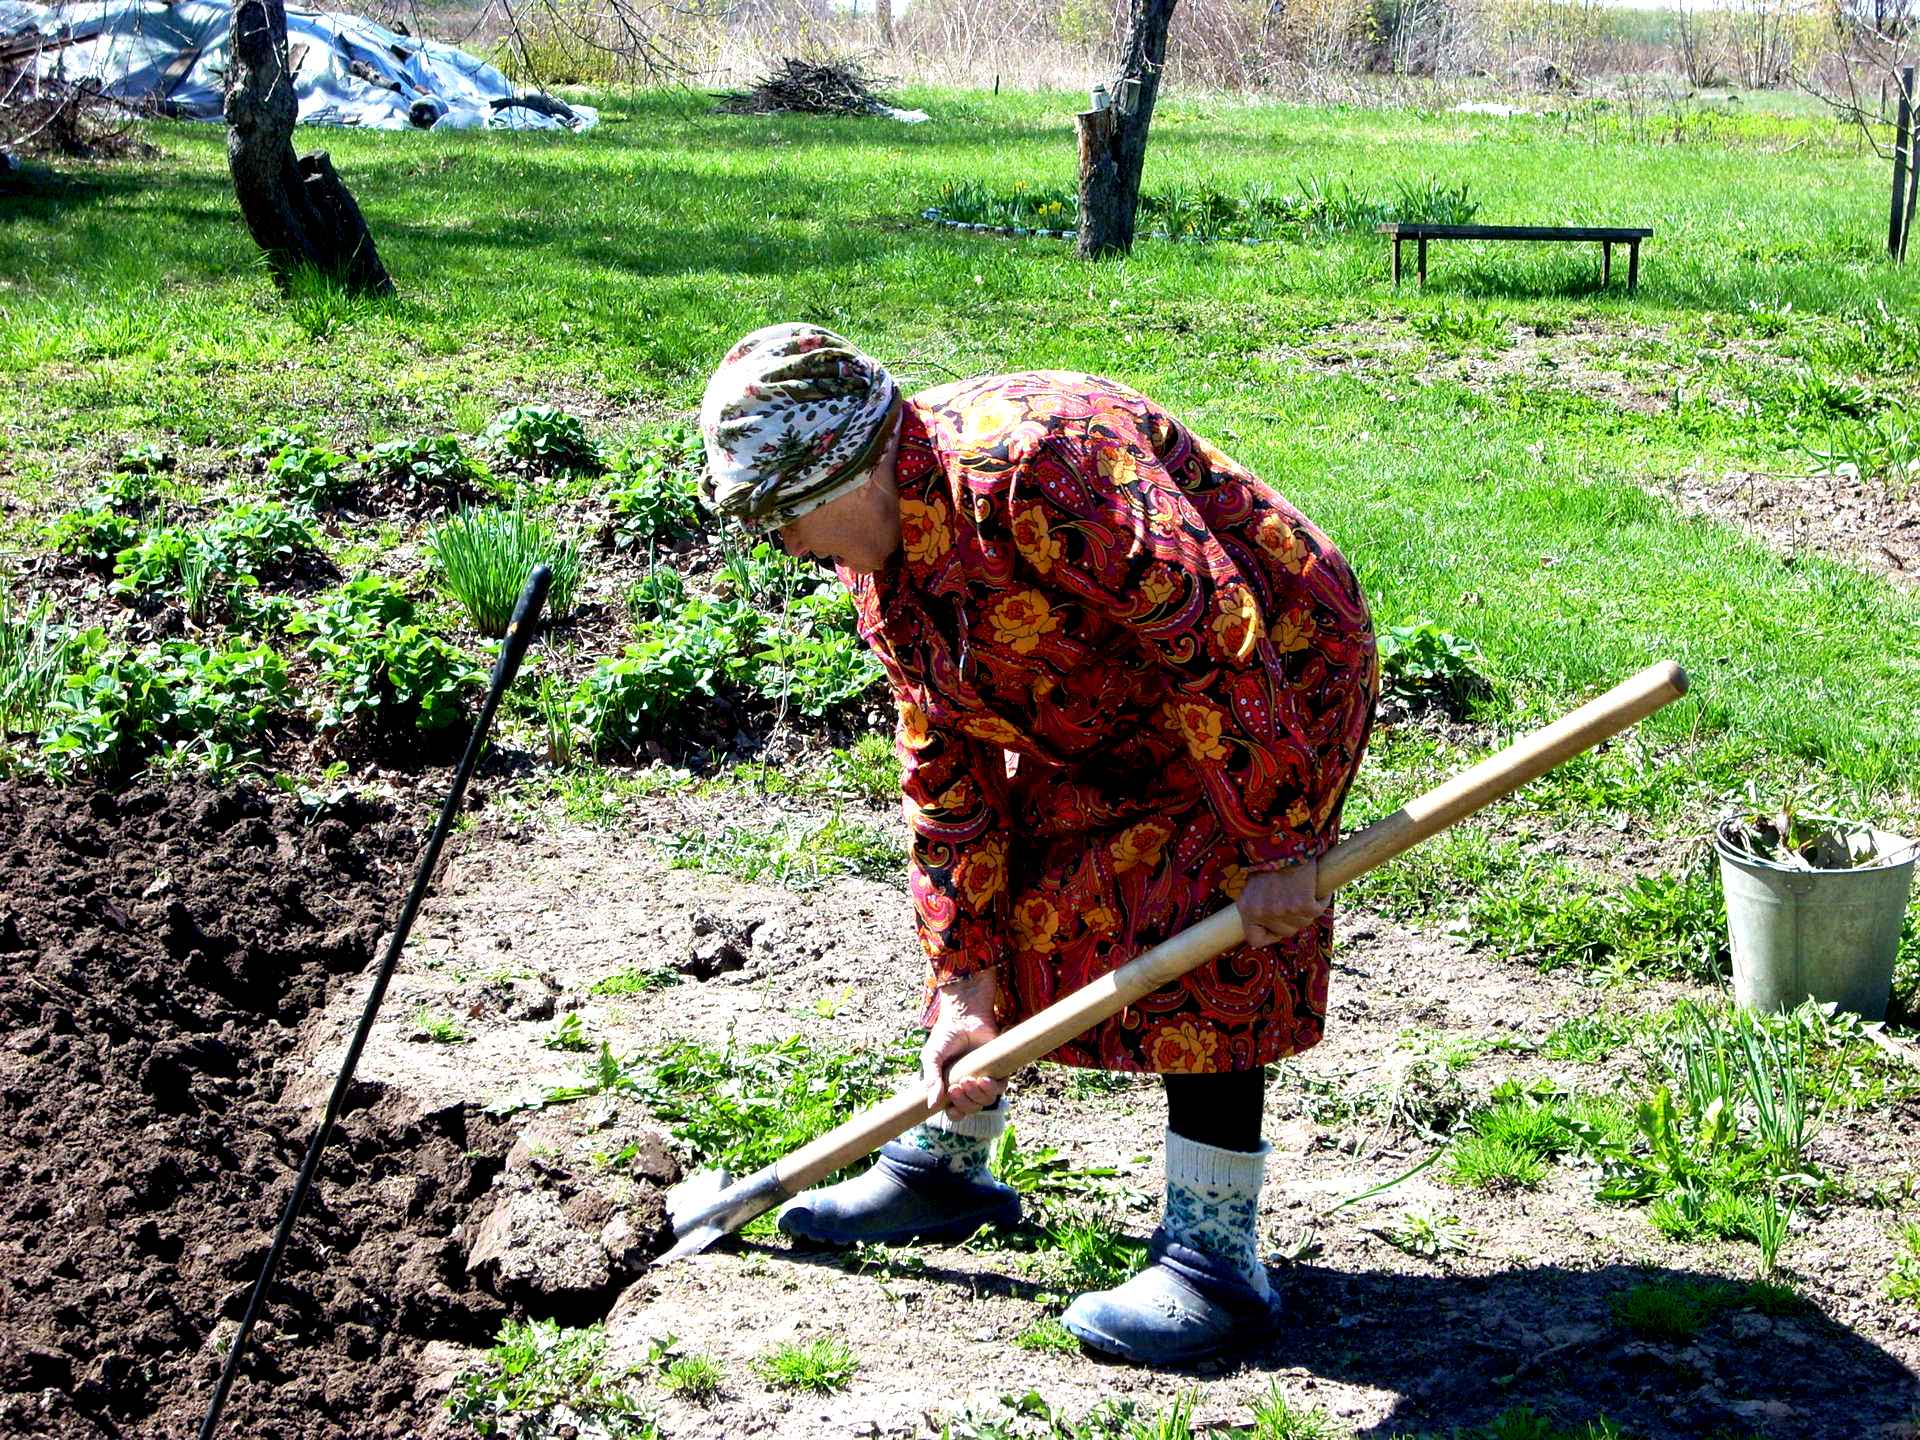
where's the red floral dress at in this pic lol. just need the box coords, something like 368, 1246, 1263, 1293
844, 372, 1377, 1074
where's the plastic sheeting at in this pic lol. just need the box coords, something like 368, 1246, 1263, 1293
0, 0, 598, 132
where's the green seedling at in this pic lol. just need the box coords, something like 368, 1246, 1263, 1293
1608, 1279, 1735, 1342
446, 1318, 651, 1438
752, 1336, 858, 1395
412, 1007, 470, 1044
590, 967, 679, 996
657, 1353, 723, 1404
542, 1012, 591, 1052
1888, 1222, 1920, 1306
1012, 1317, 1079, 1354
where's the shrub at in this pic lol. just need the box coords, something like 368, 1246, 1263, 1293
429, 506, 583, 636
290, 578, 482, 736
482, 404, 601, 478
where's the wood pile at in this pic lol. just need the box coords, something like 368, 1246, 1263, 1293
714, 57, 896, 117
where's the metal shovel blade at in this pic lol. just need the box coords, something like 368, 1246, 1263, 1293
660, 1162, 791, 1263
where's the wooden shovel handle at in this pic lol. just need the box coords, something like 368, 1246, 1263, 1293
772, 660, 1689, 1197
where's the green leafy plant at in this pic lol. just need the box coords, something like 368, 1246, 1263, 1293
542, 1012, 591, 1052
1377, 1207, 1468, 1259
1250, 1385, 1343, 1440
0, 586, 74, 746
604, 433, 704, 550
412, 1007, 470, 1044
1887, 1222, 1920, 1306
752, 1337, 858, 1395
1718, 804, 1902, 870
483, 404, 601, 478
265, 439, 352, 506
752, 629, 885, 716
635, 1032, 916, 1177
1410, 304, 1507, 351
446, 1318, 651, 1438
988, 1126, 1122, 1207
429, 506, 583, 636
589, 966, 679, 995
290, 578, 481, 736
1377, 620, 1489, 711
624, 565, 688, 621
43, 503, 144, 567
364, 434, 494, 495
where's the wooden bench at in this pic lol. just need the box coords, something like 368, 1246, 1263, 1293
1377, 223, 1654, 292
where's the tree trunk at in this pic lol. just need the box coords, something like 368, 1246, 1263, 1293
875, 0, 894, 47
225, 0, 393, 295
1076, 0, 1180, 259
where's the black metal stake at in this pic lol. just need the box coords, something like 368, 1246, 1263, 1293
197, 565, 552, 1440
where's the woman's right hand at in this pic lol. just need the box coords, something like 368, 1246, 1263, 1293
922, 971, 1006, 1118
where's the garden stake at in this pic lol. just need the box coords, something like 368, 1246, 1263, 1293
197, 565, 552, 1440
663, 660, 1691, 1261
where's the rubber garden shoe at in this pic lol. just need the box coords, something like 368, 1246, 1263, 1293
777, 1141, 1021, 1246
1060, 1229, 1281, 1366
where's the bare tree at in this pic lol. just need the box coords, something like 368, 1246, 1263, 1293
225, 0, 393, 294
1799, 0, 1916, 257
1672, 0, 1725, 86
1076, 0, 1179, 257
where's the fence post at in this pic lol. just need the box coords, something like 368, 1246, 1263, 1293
1893, 66, 1914, 262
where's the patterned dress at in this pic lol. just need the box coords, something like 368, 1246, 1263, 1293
844, 373, 1377, 1074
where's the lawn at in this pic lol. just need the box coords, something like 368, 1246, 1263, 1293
3, 84, 1919, 1439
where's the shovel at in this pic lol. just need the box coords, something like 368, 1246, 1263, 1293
663, 659, 1689, 1261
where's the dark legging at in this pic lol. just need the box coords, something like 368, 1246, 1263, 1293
1162, 1068, 1267, 1153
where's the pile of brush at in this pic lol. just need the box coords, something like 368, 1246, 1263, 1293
713, 57, 896, 117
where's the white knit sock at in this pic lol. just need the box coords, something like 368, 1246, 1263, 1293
899, 1102, 1006, 1180
1162, 1128, 1270, 1297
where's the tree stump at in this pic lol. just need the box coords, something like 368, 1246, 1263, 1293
1074, 0, 1180, 260
224, 0, 393, 295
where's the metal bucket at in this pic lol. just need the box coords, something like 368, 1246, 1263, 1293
1714, 821, 1916, 1021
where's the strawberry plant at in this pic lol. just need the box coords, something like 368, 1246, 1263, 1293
290, 578, 482, 736
482, 404, 601, 478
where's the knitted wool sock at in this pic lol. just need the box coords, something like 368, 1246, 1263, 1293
1162, 1128, 1271, 1297
898, 1102, 1006, 1181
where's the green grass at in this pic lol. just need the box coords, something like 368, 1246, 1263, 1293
1888, 1222, 1920, 1306
661, 813, 903, 890
752, 1337, 858, 1395
447, 1319, 652, 1438
1607, 1279, 1737, 1342
656, 1353, 724, 1404
589, 966, 680, 995
1012, 1317, 1080, 1353
411, 1007, 470, 1044
429, 504, 583, 636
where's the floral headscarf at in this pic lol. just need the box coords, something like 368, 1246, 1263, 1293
698, 323, 901, 527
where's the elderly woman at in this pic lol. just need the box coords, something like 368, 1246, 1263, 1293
699, 324, 1376, 1365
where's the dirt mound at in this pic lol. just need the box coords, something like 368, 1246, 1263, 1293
0, 779, 521, 1438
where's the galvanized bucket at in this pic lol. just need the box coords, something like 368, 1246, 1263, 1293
1714, 820, 1916, 1021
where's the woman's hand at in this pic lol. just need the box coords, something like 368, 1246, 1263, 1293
1237, 859, 1326, 949
922, 971, 1006, 1118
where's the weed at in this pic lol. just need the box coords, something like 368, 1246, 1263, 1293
1888, 1222, 1920, 1306
1377, 1208, 1468, 1259
589, 967, 679, 995
1608, 1279, 1734, 1342
542, 1012, 591, 1052
1012, 1317, 1079, 1353
661, 813, 901, 891
483, 404, 601, 478
1802, 411, 1919, 490
811, 734, 901, 806
412, 1007, 470, 1044
624, 565, 687, 621
446, 1318, 651, 1438
635, 1032, 916, 1177
1448, 1133, 1549, 1192
1250, 1385, 1343, 1440
1410, 305, 1507, 352
752, 1337, 858, 1395
987, 1127, 1121, 1207
429, 506, 583, 636
657, 1353, 723, 1404
0, 586, 74, 744
1376, 621, 1489, 712
1033, 1214, 1147, 1295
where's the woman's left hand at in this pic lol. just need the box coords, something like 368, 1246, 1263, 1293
1237, 859, 1325, 949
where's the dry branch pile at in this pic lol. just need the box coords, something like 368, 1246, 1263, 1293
713, 57, 897, 116
0, 69, 153, 159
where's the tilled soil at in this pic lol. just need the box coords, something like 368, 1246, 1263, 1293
0, 779, 530, 1439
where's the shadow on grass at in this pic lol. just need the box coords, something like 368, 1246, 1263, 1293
1265, 1259, 1915, 1439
